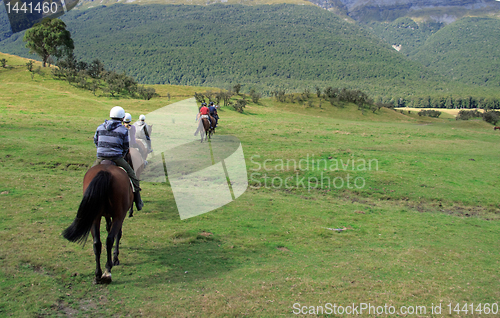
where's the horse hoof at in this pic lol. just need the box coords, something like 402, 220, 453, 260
94, 274, 112, 284
98, 272, 112, 284
113, 259, 120, 266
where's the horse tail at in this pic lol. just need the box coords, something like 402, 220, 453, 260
62, 170, 112, 245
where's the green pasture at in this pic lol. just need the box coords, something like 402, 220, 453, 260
1, 53, 500, 317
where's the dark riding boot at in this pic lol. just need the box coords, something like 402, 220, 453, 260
134, 191, 144, 211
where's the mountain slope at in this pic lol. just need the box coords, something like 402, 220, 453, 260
411, 17, 500, 87
0, 4, 448, 96
366, 17, 444, 56
310, 0, 500, 22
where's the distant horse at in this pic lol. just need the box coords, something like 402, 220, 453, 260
194, 116, 215, 142
494, 126, 500, 130
62, 161, 134, 284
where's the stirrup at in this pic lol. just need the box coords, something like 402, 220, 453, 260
134, 191, 143, 211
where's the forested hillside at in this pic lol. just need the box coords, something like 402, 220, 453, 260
0, 4, 448, 96
410, 17, 500, 87
366, 17, 444, 56
1, 3, 499, 102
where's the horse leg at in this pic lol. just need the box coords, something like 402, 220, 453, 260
102, 219, 124, 283
113, 228, 122, 266
91, 220, 104, 283
105, 216, 111, 232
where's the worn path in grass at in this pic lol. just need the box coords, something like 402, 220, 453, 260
1, 53, 500, 317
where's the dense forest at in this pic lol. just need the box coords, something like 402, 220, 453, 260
0, 4, 499, 103
366, 17, 444, 57
0, 4, 449, 95
368, 17, 500, 88
411, 17, 500, 87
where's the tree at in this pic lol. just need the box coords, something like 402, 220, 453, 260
315, 86, 321, 97
103, 71, 124, 96
233, 99, 247, 113
87, 59, 105, 79
1, 58, 7, 68
233, 83, 241, 95
249, 88, 261, 103
194, 92, 206, 103
26, 60, 40, 80
23, 19, 74, 67
26, 60, 34, 72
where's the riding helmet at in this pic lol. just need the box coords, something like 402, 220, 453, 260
110, 106, 125, 119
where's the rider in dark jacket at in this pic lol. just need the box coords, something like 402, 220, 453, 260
93, 106, 143, 211
208, 102, 218, 127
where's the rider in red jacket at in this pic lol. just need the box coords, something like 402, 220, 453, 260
198, 103, 213, 127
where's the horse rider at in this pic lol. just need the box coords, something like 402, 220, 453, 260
198, 103, 213, 128
92, 106, 143, 210
134, 114, 152, 153
123, 113, 137, 146
124, 113, 149, 162
196, 102, 206, 121
208, 102, 218, 127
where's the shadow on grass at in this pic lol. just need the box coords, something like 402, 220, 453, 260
141, 198, 179, 221
118, 236, 244, 285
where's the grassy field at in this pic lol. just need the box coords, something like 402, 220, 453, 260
2, 52, 500, 317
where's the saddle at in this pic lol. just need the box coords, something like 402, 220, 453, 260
101, 160, 117, 166
99, 152, 135, 192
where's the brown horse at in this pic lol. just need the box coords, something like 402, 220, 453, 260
494, 126, 500, 130
62, 163, 134, 284
194, 116, 216, 142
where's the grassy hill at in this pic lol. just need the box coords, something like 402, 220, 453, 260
2, 52, 500, 316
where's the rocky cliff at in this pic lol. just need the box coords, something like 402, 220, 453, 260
308, 0, 500, 21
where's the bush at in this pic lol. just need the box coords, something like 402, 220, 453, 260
137, 85, 156, 100
456, 109, 482, 120
418, 110, 441, 118
483, 111, 500, 125
0, 58, 7, 68
274, 90, 286, 102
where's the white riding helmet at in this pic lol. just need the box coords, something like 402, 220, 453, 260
110, 106, 125, 119
139, 114, 146, 121
123, 113, 132, 123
